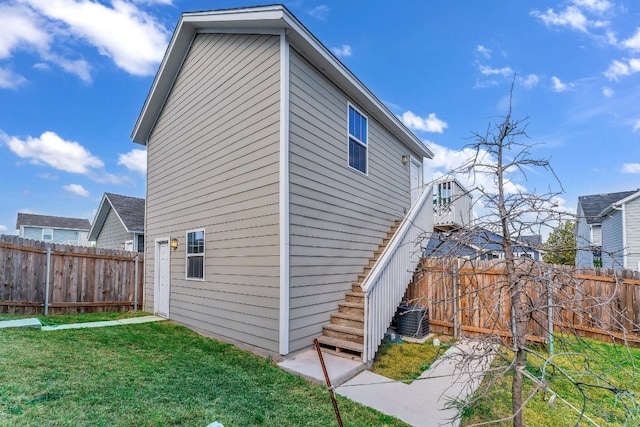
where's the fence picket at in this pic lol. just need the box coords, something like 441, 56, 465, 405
0, 235, 143, 314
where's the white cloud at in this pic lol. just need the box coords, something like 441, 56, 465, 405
3, 130, 104, 174
622, 163, 640, 173
332, 44, 352, 58
401, 111, 448, 134
622, 28, 640, 51
0, 224, 7, 232
479, 65, 514, 77
0, 67, 27, 89
63, 183, 90, 197
572, 0, 612, 13
532, 6, 590, 32
4, 0, 170, 80
0, 3, 50, 59
308, 5, 329, 20
633, 120, 640, 132
603, 58, 640, 80
519, 74, 539, 89
476, 45, 492, 59
118, 148, 147, 174
602, 86, 614, 97
551, 76, 570, 92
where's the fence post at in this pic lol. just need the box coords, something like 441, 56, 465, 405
44, 246, 51, 316
547, 266, 554, 356
134, 255, 139, 312
452, 265, 458, 339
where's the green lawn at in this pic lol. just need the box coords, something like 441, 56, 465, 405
0, 314, 408, 426
461, 336, 640, 426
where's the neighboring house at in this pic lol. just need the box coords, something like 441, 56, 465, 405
131, 5, 433, 359
88, 193, 145, 253
597, 190, 640, 270
16, 213, 91, 246
424, 227, 541, 261
433, 177, 472, 231
575, 190, 636, 268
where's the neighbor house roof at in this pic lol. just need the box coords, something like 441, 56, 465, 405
16, 213, 90, 231
131, 5, 433, 160
577, 190, 637, 224
88, 193, 145, 241
598, 189, 640, 217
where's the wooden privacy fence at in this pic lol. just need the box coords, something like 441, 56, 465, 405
406, 257, 640, 346
0, 235, 144, 315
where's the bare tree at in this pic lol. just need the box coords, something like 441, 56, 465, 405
406, 81, 640, 426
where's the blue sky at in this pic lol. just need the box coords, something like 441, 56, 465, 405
0, 0, 639, 236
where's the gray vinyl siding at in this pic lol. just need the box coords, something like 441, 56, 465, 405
144, 33, 281, 353
287, 49, 419, 352
575, 203, 594, 267
624, 197, 640, 270
601, 210, 623, 269
95, 207, 132, 250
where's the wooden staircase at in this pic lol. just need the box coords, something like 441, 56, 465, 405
316, 219, 402, 360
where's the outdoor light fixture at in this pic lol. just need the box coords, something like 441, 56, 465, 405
170, 238, 178, 250
401, 155, 409, 165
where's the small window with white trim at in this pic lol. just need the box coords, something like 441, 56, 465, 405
348, 104, 368, 174
42, 228, 53, 241
186, 229, 205, 280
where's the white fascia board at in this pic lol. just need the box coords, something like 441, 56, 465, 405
131, 5, 431, 159
88, 194, 110, 240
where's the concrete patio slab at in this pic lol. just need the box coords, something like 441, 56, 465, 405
0, 318, 42, 329
40, 315, 165, 331
278, 349, 365, 387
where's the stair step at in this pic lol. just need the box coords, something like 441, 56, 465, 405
322, 324, 364, 344
317, 336, 363, 360
339, 301, 364, 316
351, 283, 363, 293
331, 311, 364, 328
345, 291, 364, 303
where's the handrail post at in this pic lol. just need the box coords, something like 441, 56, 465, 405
134, 255, 139, 312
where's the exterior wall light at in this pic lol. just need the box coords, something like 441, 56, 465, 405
170, 238, 178, 250
401, 155, 409, 165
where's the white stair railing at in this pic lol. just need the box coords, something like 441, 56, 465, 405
361, 184, 434, 362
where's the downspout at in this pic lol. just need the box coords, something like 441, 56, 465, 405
278, 29, 291, 356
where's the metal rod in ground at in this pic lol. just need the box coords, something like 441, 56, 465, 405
313, 339, 344, 427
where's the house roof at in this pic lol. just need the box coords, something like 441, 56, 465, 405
88, 193, 145, 240
599, 189, 640, 217
577, 190, 638, 224
131, 5, 433, 160
16, 213, 90, 231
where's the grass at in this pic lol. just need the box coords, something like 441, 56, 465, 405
0, 313, 409, 426
461, 336, 640, 426
370, 334, 453, 382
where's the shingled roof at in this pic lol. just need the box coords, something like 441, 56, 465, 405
16, 213, 90, 231
577, 190, 637, 225
88, 193, 145, 241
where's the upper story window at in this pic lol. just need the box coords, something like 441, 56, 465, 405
348, 104, 368, 174
186, 229, 205, 280
42, 228, 53, 241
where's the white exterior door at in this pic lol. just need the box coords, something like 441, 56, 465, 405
155, 240, 170, 318
410, 157, 423, 206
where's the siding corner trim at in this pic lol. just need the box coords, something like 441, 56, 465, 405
279, 30, 291, 355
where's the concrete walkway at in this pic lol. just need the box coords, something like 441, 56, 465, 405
0, 315, 165, 331
279, 340, 495, 427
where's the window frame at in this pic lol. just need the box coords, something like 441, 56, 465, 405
185, 228, 205, 281
42, 228, 53, 241
347, 103, 368, 175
